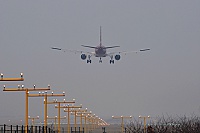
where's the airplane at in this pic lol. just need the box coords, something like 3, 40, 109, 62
51, 27, 150, 64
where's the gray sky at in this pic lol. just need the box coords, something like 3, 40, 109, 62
0, 0, 200, 124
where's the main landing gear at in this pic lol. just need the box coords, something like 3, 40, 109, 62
109, 55, 114, 64
110, 60, 114, 64
87, 60, 91, 63
87, 55, 91, 63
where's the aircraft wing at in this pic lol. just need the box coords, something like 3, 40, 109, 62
107, 48, 150, 56
121, 48, 150, 54
51, 47, 95, 55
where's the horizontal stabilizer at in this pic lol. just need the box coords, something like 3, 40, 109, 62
81, 45, 96, 49
51, 47, 62, 50
140, 48, 150, 51
105, 46, 120, 49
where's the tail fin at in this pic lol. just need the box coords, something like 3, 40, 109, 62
100, 26, 102, 46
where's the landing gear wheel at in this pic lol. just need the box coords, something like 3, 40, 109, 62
110, 60, 114, 64
87, 60, 91, 63
99, 57, 102, 63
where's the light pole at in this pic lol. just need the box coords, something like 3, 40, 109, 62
3, 85, 50, 133
47, 98, 75, 133
98, 118, 109, 126
139, 115, 150, 133
86, 113, 97, 131
28, 116, 39, 126
61, 104, 82, 133
80, 111, 92, 133
112, 115, 132, 133
28, 90, 65, 133
72, 109, 90, 132
95, 116, 103, 129
47, 116, 57, 130
99, 118, 109, 133
28, 115, 40, 133
86, 113, 95, 132
66, 108, 81, 131
85, 113, 108, 132
93, 115, 99, 130
77, 108, 87, 130
47, 116, 67, 131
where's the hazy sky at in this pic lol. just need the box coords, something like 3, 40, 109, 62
0, 0, 200, 124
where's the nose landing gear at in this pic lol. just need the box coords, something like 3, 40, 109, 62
99, 57, 102, 63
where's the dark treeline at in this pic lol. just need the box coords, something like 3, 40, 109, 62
125, 115, 200, 133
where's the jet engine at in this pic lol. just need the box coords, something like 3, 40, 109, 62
115, 54, 121, 60
81, 54, 87, 60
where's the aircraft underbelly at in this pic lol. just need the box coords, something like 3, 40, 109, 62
95, 49, 106, 57
95, 54, 106, 57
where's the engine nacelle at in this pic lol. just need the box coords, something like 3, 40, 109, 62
81, 54, 87, 60
115, 54, 121, 60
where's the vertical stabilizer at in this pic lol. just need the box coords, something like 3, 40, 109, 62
100, 26, 102, 46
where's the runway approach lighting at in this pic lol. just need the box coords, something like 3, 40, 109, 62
3, 85, 50, 133
28, 90, 65, 133
0, 73, 24, 81
112, 115, 132, 133
60, 104, 82, 133
139, 115, 150, 133
47, 116, 67, 131
28, 116, 39, 126
74, 109, 92, 132
67, 108, 87, 131
47, 99, 75, 133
